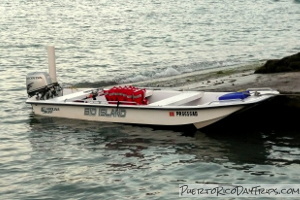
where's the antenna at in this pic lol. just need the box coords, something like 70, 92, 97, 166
47, 46, 57, 83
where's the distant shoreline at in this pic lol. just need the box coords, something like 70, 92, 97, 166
73, 60, 300, 95
133, 61, 300, 95
134, 61, 264, 90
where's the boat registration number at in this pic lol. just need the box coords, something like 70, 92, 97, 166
169, 111, 198, 117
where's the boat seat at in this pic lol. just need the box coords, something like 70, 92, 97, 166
149, 92, 202, 106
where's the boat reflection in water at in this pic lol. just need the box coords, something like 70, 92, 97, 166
28, 112, 300, 170
26, 113, 300, 198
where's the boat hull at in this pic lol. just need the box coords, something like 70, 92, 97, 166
29, 103, 245, 129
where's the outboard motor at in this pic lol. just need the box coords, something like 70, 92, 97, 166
26, 72, 62, 100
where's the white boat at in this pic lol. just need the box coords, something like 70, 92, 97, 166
25, 47, 279, 129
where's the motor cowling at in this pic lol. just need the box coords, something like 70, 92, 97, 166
26, 72, 62, 99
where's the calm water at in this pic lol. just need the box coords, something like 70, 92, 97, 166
1, 0, 300, 199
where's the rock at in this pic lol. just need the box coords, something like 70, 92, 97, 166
255, 52, 300, 73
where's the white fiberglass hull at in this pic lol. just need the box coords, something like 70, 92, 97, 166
28, 101, 244, 129
26, 87, 279, 129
